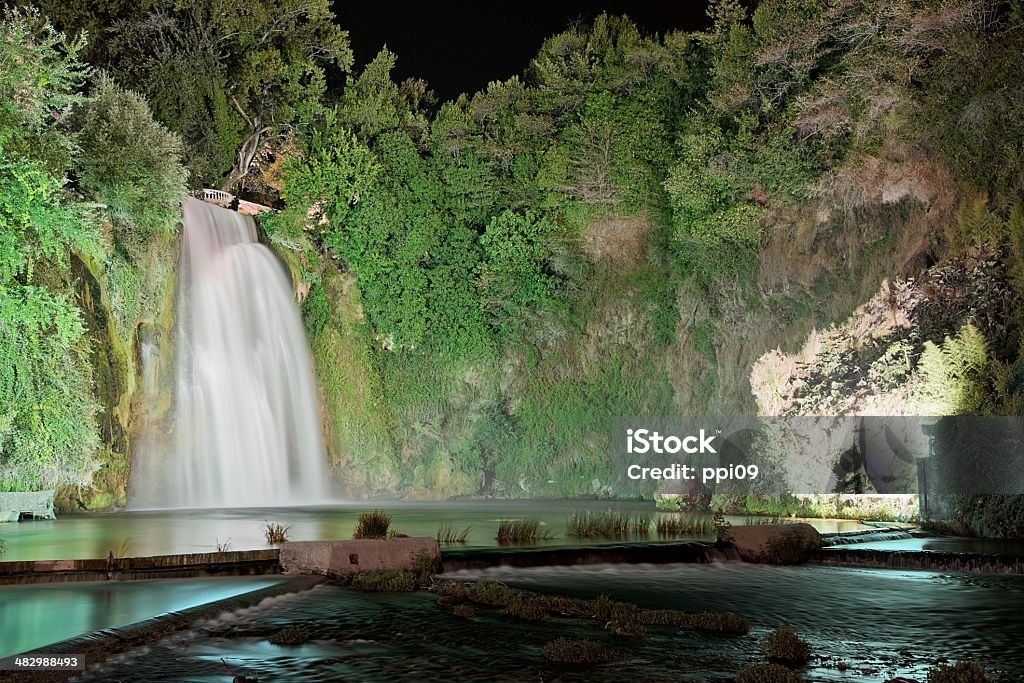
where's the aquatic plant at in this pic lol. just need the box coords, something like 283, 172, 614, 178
469, 579, 516, 606
351, 569, 416, 592
566, 511, 634, 539
735, 662, 803, 683
436, 523, 471, 544
452, 604, 476, 620
263, 522, 290, 544
411, 549, 438, 586
216, 538, 232, 552
713, 510, 733, 542
353, 510, 391, 539
760, 626, 811, 663
607, 619, 647, 638
503, 596, 549, 621
927, 660, 992, 683
267, 625, 307, 646
495, 518, 553, 544
656, 513, 712, 537
541, 638, 629, 664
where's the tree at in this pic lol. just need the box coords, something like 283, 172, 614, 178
108, 0, 352, 190
74, 73, 189, 243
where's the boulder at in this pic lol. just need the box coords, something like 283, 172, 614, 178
728, 523, 822, 564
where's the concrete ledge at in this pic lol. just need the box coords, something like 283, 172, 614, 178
0, 550, 280, 585
280, 537, 438, 576
728, 523, 822, 562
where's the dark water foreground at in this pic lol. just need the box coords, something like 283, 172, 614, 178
63, 563, 1024, 683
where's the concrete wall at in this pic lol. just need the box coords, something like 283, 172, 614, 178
279, 538, 439, 576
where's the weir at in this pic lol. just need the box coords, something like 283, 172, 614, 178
135, 198, 327, 508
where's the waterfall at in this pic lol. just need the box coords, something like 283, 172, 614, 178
158, 197, 328, 508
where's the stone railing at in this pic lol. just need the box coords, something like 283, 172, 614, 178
194, 189, 272, 215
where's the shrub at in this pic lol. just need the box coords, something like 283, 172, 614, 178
760, 626, 810, 663
541, 638, 629, 664
268, 625, 307, 646
496, 519, 552, 544
927, 661, 992, 683
735, 662, 803, 683
353, 510, 391, 539
263, 522, 289, 544
74, 74, 188, 243
351, 569, 416, 592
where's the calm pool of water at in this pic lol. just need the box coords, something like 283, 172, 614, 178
0, 501, 871, 561
0, 576, 281, 657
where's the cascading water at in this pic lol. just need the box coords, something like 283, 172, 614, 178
157, 197, 328, 508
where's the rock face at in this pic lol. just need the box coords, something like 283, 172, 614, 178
279, 538, 439, 576
729, 523, 822, 564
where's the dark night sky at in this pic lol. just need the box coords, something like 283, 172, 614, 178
332, 2, 716, 101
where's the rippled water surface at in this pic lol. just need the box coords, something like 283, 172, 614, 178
74, 564, 1024, 682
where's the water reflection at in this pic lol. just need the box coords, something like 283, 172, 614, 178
0, 501, 871, 561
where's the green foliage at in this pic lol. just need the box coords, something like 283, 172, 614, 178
665, 129, 764, 279
0, 9, 101, 493
479, 210, 561, 335
107, 0, 352, 188
74, 74, 187, 244
0, 286, 100, 491
915, 325, 992, 415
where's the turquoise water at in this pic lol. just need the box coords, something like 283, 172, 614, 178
0, 577, 281, 657
0, 501, 870, 561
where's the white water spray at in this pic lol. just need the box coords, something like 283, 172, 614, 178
160, 197, 328, 508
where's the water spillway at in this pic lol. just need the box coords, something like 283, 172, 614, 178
154, 197, 327, 508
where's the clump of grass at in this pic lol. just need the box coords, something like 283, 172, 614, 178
452, 604, 476, 620
713, 510, 733, 542
351, 569, 416, 592
264, 522, 289, 544
436, 583, 471, 606
541, 638, 629, 664
503, 596, 549, 621
216, 538, 232, 552
761, 626, 811, 663
567, 510, 633, 539
267, 624, 307, 646
353, 510, 391, 539
469, 579, 516, 606
735, 662, 803, 683
607, 619, 647, 638
436, 523, 471, 544
495, 519, 553, 544
927, 661, 992, 683
656, 513, 712, 537
632, 514, 652, 536
411, 549, 438, 586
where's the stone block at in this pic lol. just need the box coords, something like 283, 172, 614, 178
279, 538, 439, 576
